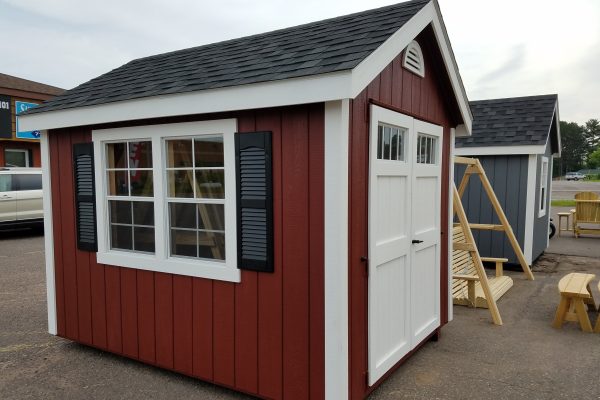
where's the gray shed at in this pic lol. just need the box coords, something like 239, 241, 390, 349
454, 94, 561, 265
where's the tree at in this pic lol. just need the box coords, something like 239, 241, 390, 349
588, 147, 600, 169
557, 121, 587, 175
583, 119, 600, 152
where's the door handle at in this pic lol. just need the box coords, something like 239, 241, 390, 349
412, 239, 423, 244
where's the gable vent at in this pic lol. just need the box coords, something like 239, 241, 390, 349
403, 41, 425, 78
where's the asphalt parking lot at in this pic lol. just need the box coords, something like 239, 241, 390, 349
551, 180, 600, 200
1, 228, 600, 399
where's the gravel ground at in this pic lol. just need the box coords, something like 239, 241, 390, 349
1, 231, 600, 399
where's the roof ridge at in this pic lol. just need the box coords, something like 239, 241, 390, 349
470, 94, 557, 104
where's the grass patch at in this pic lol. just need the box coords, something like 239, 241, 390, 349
551, 200, 576, 207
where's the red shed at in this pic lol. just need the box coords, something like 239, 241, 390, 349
20, 1, 472, 398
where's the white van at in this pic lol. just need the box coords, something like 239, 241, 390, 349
0, 168, 43, 230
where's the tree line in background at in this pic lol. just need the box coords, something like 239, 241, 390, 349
554, 119, 600, 177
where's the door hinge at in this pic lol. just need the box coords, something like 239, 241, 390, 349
361, 256, 369, 277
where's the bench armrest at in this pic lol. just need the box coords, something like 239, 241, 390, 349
481, 257, 508, 277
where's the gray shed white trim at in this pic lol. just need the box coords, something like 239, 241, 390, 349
454, 94, 560, 265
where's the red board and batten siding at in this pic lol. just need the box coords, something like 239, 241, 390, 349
49, 105, 325, 400
348, 28, 461, 399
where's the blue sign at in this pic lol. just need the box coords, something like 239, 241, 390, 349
15, 101, 41, 139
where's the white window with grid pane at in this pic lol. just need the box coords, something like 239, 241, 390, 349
93, 119, 239, 282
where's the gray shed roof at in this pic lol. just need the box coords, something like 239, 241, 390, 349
27, 0, 429, 115
456, 94, 558, 148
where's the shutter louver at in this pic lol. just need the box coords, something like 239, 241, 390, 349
73, 142, 98, 252
235, 131, 273, 272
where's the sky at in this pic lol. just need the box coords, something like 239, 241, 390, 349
1, 0, 598, 124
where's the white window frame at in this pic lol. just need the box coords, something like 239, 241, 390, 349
538, 156, 549, 218
5, 148, 30, 167
92, 119, 240, 283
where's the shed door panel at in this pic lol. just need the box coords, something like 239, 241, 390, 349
410, 120, 442, 344
368, 106, 442, 385
368, 109, 413, 384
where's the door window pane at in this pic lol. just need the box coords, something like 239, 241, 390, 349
416, 134, 437, 165
377, 124, 405, 162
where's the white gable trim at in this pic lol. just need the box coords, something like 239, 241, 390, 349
352, 0, 472, 134
20, 0, 471, 134
454, 144, 547, 156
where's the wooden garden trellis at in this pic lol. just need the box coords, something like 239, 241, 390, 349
454, 156, 534, 281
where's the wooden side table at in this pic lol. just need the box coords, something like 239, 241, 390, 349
557, 212, 572, 237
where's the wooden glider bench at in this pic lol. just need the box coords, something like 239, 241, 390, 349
452, 225, 513, 309
552, 273, 597, 333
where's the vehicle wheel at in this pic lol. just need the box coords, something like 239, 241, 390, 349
549, 221, 556, 239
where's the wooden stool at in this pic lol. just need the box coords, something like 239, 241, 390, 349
557, 212, 572, 237
552, 273, 597, 332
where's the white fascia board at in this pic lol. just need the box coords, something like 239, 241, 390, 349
324, 99, 350, 400
19, 71, 352, 131
351, 0, 472, 135
553, 102, 562, 157
523, 154, 538, 265
448, 128, 455, 322
454, 145, 547, 156
40, 131, 57, 335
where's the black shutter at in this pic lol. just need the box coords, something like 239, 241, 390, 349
235, 131, 274, 272
73, 143, 98, 252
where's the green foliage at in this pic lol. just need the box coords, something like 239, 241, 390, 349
584, 119, 600, 151
556, 121, 587, 175
588, 147, 600, 169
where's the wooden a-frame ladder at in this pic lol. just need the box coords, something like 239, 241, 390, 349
454, 156, 534, 281
452, 184, 503, 325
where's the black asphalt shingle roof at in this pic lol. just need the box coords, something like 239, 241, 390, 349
27, 0, 430, 115
455, 94, 558, 148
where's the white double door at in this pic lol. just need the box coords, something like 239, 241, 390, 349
368, 105, 443, 385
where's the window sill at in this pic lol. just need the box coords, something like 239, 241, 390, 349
96, 250, 241, 282
538, 210, 547, 218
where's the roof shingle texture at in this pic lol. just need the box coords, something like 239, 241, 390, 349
27, 0, 429, 115
455, 94, 558, 148
0, 73, 64, 96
